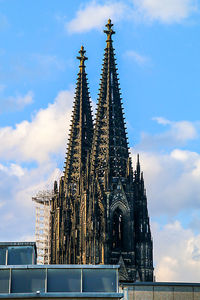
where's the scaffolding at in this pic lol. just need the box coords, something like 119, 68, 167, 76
32, 190, 54, 265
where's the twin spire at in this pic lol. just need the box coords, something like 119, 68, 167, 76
51, 19, 153, 281
64, 19, 141, 184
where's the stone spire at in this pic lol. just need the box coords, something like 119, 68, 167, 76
51, 46, 93, 264
136, 154, 141, 178
91, 19, 130, 187
87, 19, 135, 279
64, 46, 93, 191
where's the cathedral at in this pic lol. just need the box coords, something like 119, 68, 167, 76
50, 19, 154, 282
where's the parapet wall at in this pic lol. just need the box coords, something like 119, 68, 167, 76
120, 282, 200, 300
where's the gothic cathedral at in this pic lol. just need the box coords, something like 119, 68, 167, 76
50, 20, 154, 282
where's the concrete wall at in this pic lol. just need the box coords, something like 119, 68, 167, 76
120, 283, 200, 300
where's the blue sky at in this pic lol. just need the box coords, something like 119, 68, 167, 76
1, 0, 200, 281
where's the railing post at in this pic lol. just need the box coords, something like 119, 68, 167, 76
9, 268, 11, 294
81, 268, 83, 293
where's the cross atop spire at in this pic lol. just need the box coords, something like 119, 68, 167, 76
104, 19, 115, 45
77, 46, 88, 70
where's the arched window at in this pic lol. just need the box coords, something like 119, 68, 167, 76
112, 207, 123, 249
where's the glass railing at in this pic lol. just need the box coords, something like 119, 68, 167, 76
0, 265, 119, 294
0, 242, 37, 266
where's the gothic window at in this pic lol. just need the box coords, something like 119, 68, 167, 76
112, 207, 124, 249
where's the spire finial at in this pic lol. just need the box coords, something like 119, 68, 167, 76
141, 171, 144, 182
137, 154, 140, 175
77, 45, 88, 70
104, 19, 115, 45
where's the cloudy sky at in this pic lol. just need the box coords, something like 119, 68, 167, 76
0, 0, 200, 282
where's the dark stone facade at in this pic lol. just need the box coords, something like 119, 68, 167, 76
50, 20, 154, 282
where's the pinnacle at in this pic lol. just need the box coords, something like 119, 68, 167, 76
136, 153, 141, 175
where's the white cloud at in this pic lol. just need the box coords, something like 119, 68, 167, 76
16, 165, 62, 209
133, 0, 198, 23
66, 0, 198, 34
0, 88, 79, 241
132, 149, 200, 216
0, 90, 34, 113
153, 116, 171, 125
139, 117, 198, 150
173, 121, 198, 141
66, 1, 126, 33
0, 163, 25, 177
132, 118, 200, 216
154, 117, 198, 141
0, 90, 73, 163
0, 159, 61, 241
153, 221, 200, 282
15, 91, 33, 107
125, 50, 150, 65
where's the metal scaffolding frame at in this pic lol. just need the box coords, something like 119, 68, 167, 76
32, 191, 54, 265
